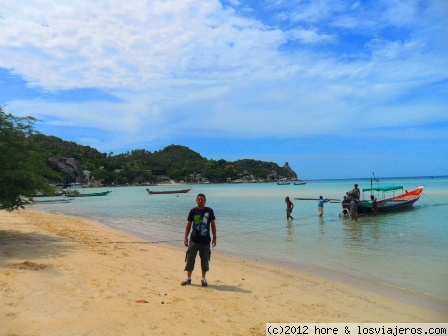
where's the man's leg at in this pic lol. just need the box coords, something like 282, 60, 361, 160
182, 242, 199, 285
198, 244, 210, 287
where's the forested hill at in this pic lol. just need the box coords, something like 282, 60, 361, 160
29, 133, 289, 185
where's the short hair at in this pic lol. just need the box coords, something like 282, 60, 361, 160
197, 193, 206, 201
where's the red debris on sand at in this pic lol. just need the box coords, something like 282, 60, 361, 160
135, 299, 149, 303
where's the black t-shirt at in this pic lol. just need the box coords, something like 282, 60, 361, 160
187, 206, 216, 244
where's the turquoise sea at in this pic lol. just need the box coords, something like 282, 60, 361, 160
32, 176, 448, 311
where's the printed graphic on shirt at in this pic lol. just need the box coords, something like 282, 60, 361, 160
193, 212, 209, 236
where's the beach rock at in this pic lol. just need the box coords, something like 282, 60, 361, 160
47, 156, 85, 183
283, 162, 299, 180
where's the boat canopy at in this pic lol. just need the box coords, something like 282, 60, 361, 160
362, 186, 403, 192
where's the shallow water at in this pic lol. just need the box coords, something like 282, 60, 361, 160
34, 176, 448, 303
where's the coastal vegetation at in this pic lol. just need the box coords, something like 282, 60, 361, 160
0, 108, 56, 210
0, 108, 288, 211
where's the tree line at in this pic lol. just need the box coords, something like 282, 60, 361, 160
0, 107, 287, 211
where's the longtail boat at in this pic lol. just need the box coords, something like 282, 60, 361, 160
277, 178, 290, 185
32, 197, 75, 204
146, 188, 191, 195
69, 190, 112, 197
355, 185, 424, 214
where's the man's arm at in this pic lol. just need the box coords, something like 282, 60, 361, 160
210, 220, 217, 247
184, 221, 192, 247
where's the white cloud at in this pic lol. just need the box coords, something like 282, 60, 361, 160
0, 0, 447, 155
285, 0, 337, 24
288, 28, 335, 44
0, 0, 288, 90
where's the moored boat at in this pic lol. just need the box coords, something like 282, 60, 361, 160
146, 188, 191, 195
68, 190, 112, 197
31, 197, 75, 204
277, 178, 291, 185
356, 185, 424, 213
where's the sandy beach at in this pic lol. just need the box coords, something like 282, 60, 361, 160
1, 210, 446, 335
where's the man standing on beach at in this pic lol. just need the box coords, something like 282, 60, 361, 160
182, 193, 217, 287
317, 196, 329, 217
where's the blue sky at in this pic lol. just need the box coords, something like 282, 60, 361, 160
1, 0, 447, 179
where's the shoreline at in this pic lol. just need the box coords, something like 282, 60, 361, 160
104, 213, 448, 313
1, 210, 446, 335
45, 212, 448, 311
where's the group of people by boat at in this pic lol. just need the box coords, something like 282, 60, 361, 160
339, 183, 375, 220
339, 182, 424, 218
286, 179, 424, 220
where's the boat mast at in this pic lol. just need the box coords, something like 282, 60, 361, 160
371, 172, 379, 198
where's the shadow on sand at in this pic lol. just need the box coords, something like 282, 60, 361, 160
0, 229, 76, 267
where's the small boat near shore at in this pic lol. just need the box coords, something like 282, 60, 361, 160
341, 173, 424, 215
277, 178, 291, 185
146, 188, 191, 195
357, 185, 424, 213
32, 197, 75, 204
294, 181, 307, 185
68, 190, 112, 197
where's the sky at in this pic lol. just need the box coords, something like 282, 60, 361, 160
1, 0, 447, 179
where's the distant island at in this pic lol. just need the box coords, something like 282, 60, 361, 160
4, 107, 303, 210
29, 134, 299, 187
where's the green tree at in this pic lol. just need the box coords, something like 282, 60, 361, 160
0, 107, 54, 211
1, 111, 290, 189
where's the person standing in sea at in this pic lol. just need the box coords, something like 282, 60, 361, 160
371, 194, 378, 216
318, 196, 329, 217
350, 198, 358, 221
352, 184, 361, 200
182, 193, 217, 287
285, 196, 294, 220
